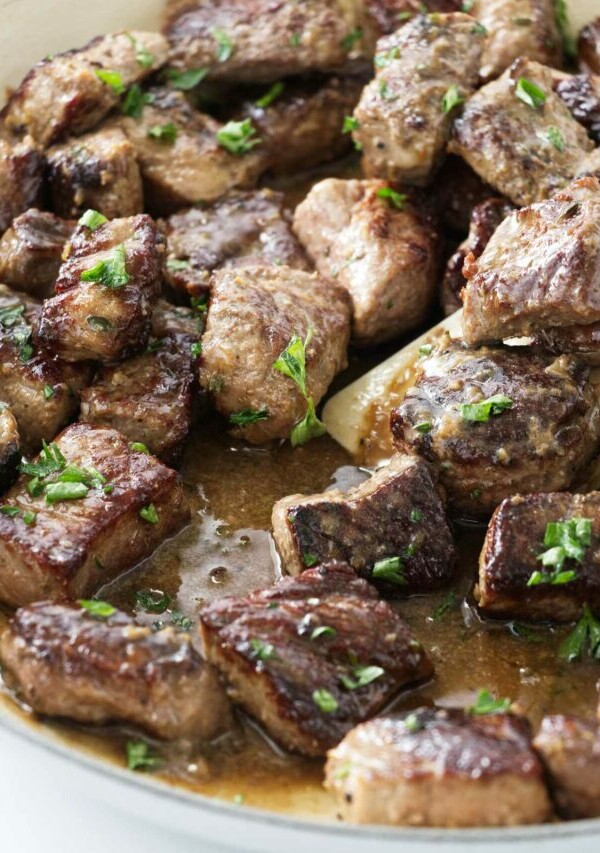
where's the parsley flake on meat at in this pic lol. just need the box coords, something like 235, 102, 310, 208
273, 330, 326, 446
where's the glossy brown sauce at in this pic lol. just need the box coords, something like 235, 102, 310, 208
1, 164, 599, 822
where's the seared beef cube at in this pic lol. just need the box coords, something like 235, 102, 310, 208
0, 285, 91, 453
0, 601, 230, 740
555, 73, 600, 144
476, 492, 600, 620
80, 335, 197, 465
0, 209, 74, 298
200, 265, 350, 444
391, 339, 600, 517
0, 423, 190, 607
163, 0, 365, 82
234, 76, 363, 176
293, 178, 438, 345
0, 406, 20, 493
534, 715, 600, 818
272, 454, 455, 594
325, 709, 550, 826
449, 59, 600, 207
1, 31, 168, 147
151, 298, 206, 339
0, 136, 45, 234
433, 155, 495, 234
119, 87, 265, 216
352, 13, 484, 185
37, 214, 164, 362
579, 17, 600, 74
476, 0, 562, 82
199, 562, 433, 756
363, 1, 462, 36
47, 126, 143, 219
536, 322, 600, 365
162, 189, 309, 298
441, 197, 515, 316
462, 178, 600, 347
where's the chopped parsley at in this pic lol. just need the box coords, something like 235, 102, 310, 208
545, 125, 565, 152
418, 344, 433, 358
249, 639, 276, 661
166, 258, 191, 272
312, 688, 338, 713
372, 556, 407, 586
20, 443, 109, 504
229, 408, 269, 427
139, 504, 159, 524
379, 81, 396, 100
81, 244, 129, 289
559, 605, 600, 662
125, 32, 154, 69
0, 506, 36, 525
95, 69, 125, 94
0, 303, 34, 362
213, 28, 234, 62
122, 84, 152, 118
414, 421, 433, 434
342, 115, 360, 134
461, 0, 475, 10
135, 588, 171, 613
375, 46, 400, 68
126, 740, 162, 772
441, 84, 464, 114
515, 77, 546, 109
166, 67, 209, 91
341, 28, 363, 51
376, 186, 407, 210
554, 0, 576, 60
411, 508, 423, 522
216, 119, 261, 155
45, 481, 89, 503
273, 330, 326, 446
170, 610, 193, 630
255, 81, 285, 108
527, 517, 591, 586
471, 21, 488, 35
310, 626, 337, 641
190, 341, 202, 359
460, 394, 513, 422
289, 33, 302, 47
341, 664, 385, 690
147, 122, 178, 144
468, 689, 511, 715
403, 712, 424, 732
86, 315, 113, 332
431, 590, 459, 621
78, 209, 107, 230
130, 442, 150, 454
43, 384, 55, 400
303, 553, 318, 567
78, 599, 116, 618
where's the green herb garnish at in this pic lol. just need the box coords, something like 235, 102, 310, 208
43, 384, 55, 400
303, 553, 318, 567
273, 330, 326, 447
148, 122, 178, 144
375, 46, 400, 68
166, 258, 191, 272
125, 32, 154, 69
249, 638, 276, 661
126, 740, 162, 772
122, 84, 152, 118
130, 442, 150, 453
341, 664, 385, 690
310, 626, 337, 641
431, 590, 459, 621
86, 316, 113, 332
139, 504, 158, 524
166, 68, 209, 91
213, 28, 234, 62
460, 394, 513, 422
216, 119, 261, 155
342, 115, 359, 134
95, 69, 125, 94
559, 605, 600, 662
414, 421, 432, 434
255, 81, 285, 108
372, 556, 406, 586
545, 126, 565, 152
441, 84, 464, 114
135, 588, 172, 614
515, 77, 546, 109
341, 28, 363, 51
81, 244, 129, 289
527, 517, 591, 585
78, 599, 116, 618
229, 408, 269, 426
78, 209, 108, 230
468, 689, 511, 715
312, 688, 338, 713
554, 0, 576, 60
376, 186, 407, 210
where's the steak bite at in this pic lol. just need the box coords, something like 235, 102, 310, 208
352, 13, 484, 186
0, 423, 190, 607
0, 406, 20, 494
476, 492, 600, 621
272, 454, 455, 594
579, 17, 600, 75
79, 334, 198, 466
163, 0, 366, 82
37, 214, 164, 362
0, 285, 92, 453
391, 339, 600, 517
363, 0, 462, 36
1, 31, 168, 147
0, 209, 74, 298
293, 178, 438, 346
118, 87, 265, 216
441, 197, 515, 316
449, 60, 600, 207
533, 715, 600, 819
476, 0, 562, 83
555, 73, 600, 144
233, 75, 363, 176
462, 178, 600, 348
0, 135, 45, 235
199, 563, 433, 757
162, 189, 309, 298
0, 601, 230, 740
199, 265, 350, 445
47, 126, 143, 219
151, 298, 206, 339
325, 709, 551, 826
